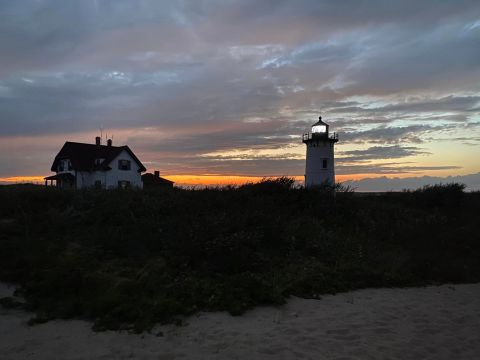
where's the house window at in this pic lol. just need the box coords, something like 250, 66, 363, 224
118, 180, 131, 189
94, 180, 102, 189
118, 160, 131, 171
67, 161, 73, 171
322, 159, 328, 169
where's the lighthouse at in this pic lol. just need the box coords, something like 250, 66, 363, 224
302, 116, 338, 188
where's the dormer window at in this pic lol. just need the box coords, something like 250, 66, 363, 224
118, 159, 131, 171
67, 160, 73, 171
95, 159, 103, 166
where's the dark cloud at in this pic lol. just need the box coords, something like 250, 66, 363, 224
341, 27, 480, 95
336, 164, 460, 175
330, 96, 480, 115
142, 156, 304, 177
378, 96, 480, 113
126, 120, 303, 158
341, 125, 436, 144
338, 145, 429, 162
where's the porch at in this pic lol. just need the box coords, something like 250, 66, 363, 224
44, 173, 75, 189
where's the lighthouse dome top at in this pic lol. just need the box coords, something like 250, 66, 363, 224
302, 115, 338, 144
311, 116, 328, 133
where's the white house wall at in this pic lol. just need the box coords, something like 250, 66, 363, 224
104, 149, 143, 189
76, 171, 109, 189
73, 149, 143, 189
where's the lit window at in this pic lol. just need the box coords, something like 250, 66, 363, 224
312, 125, 327, 133
118, 180, 131, 189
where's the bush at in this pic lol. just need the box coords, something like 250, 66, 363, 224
411, 182, 465, 206
0, 181, 478, 332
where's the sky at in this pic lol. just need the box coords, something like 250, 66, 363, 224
0, 0, 479, 189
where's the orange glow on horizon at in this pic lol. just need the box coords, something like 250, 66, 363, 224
0, 176, 47, 184
1, 173, 422, 186
166, 174, 375, 186
0, 172, 464, 186
165, 175, 302, 186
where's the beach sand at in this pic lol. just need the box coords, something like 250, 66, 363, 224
1, 282, 479, 359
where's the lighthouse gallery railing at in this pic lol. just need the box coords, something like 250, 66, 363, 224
302, 132, 338, 141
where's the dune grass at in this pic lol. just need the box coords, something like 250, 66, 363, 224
0, 180, 479, 332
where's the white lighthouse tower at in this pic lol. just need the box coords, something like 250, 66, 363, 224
302, 116, 338, 188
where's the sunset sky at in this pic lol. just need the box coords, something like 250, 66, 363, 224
1, 1, 479, 188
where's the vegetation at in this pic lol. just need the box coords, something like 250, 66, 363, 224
0, 180, 479, 332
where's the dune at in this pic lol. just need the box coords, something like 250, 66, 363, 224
1, 282, 479, 359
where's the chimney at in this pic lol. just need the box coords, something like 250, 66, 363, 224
95, 136, 101, 145
107, 139, 112, 147
154, 170, 160, 178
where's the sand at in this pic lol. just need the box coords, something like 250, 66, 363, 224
1, 283, 479, 360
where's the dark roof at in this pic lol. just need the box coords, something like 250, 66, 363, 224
51, 142, 146, 172
142, 173, 174, 185
312, 116, 329, 127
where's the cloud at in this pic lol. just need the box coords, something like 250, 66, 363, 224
336, 163, 460, 175
340, 25, 480, 96
338, 145, 429, 161
345, 172, 480, 191
377, 96, 480, 113
330, 96, 480, 114
0, 0, 479, 184
341, 125, 435, 144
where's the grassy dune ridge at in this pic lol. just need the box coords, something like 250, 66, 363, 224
0, 180, 479, 332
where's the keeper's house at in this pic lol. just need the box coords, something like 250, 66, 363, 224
45, 137, 146, 189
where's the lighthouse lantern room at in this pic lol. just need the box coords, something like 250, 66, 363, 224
302, 116, 338, 188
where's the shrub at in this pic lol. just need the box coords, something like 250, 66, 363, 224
412, 182, 465, 206
0, 182, 478, 332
